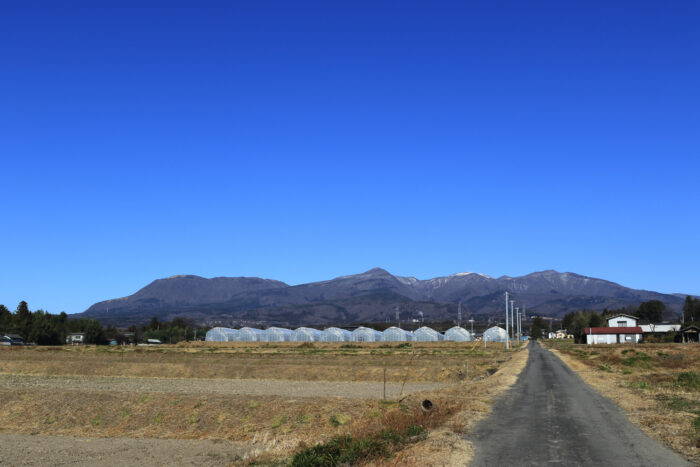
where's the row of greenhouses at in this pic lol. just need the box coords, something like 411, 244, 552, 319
205, 325, 509, 343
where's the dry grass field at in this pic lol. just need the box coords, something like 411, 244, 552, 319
546, 341, 700, 465
0, 341, 529, 466
0, 340, 506, 383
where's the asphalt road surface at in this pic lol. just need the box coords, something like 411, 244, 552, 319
468, 340, 691, 466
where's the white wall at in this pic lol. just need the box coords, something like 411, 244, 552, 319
606, 316, 637, 327
640, 324, 680, 333
587, 333, 642, 344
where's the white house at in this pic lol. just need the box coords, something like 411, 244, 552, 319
585, 314, 643, 344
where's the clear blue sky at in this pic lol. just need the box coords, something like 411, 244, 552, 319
1, 1, 699, 314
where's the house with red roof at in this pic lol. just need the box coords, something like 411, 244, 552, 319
585, 314, 642, 344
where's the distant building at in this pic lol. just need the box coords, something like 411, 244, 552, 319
678, 325, 699, 343
1, 334, 24, 346
585, 314, 642, 344
66, 333, 85, 345
585, 327, 643, 344
639, 323, 681, 335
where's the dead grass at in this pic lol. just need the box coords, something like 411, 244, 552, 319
0, 341, 527, 465
546, 342, 700, 465
0, 342, 509, 383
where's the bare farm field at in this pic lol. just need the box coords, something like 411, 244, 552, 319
0, 341, 529, 466
545, 341, 700, 465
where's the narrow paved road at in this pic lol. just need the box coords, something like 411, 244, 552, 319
468, 341, 690, 466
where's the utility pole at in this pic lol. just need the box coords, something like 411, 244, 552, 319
510, 299, 515, 347
505, 292, 510, 350
395, 306, 400, 329
458, 302, 462, 327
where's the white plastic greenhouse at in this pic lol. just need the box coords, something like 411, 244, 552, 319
382, 326, 413, 342
291, 327, 323, 342
264, 327, 293, 342
413, 326, 444, 341
483, 326, 507, 342
237, 327, 266, 342
320, 327, 352, 342
444, 326, 473, 342
205, 327, 239, 342
351, 327, 383, 342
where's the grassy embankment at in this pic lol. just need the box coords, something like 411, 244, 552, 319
546, 341, 699, 464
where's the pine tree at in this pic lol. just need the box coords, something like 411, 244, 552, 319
15, 301, 32, 340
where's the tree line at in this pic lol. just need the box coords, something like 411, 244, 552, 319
0, 301, 207, 345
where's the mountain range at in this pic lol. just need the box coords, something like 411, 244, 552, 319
78, 268, 686, 327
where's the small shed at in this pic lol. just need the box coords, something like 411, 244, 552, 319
483, 326, 507, 342
382, 327, 413, 342
291, 327, 323, 342
237, 327, 266, 342
444, 326, 472, 342
320, 327, 352, 342
413, 326, 444, 342
350, 327, 383, 342
679, 325, 699, 343
264, 327, 293, 342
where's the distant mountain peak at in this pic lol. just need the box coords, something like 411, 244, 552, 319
364, 267, 391, 275
451, 272, 492, 279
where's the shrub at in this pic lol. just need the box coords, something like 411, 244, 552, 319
290, 435, 388, 467
622, 352, 651, 367
677, 372, 700, 390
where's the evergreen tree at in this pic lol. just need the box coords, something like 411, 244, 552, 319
15, 301, 33, 340
562, 312, 575, 332
682, 296, 698, 324
589, 312, 604, 328
636, 300, 665, 323
0, 304, 11, 331
531, 325, 542, 340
